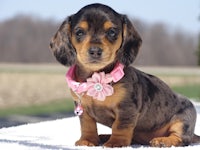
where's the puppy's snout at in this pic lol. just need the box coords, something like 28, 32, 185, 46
88, 47, 102, 59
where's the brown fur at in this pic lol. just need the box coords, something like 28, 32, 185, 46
50, 3, 200, 147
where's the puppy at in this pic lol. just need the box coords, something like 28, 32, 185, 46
50, 3, 200, 147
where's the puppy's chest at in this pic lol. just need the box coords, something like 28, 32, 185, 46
71, 83, 126, 125
85, 101, 115, 127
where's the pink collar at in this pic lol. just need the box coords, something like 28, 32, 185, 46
66, 63, 124, 101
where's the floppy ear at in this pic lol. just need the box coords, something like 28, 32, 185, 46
117, 15, 142, 66
50, 16, 76, 66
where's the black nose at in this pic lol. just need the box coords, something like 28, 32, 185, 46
88, 47, 102, 59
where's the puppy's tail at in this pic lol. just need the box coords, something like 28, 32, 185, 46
192, 134, 200, 143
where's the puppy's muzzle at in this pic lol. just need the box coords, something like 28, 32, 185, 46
88, 47, 103, 59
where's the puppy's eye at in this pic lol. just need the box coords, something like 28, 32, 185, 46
106, 28, 118, 41
74, 28, 86, 41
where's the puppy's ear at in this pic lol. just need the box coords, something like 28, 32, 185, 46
117, 15, 142, 66
50, 16, 76, 66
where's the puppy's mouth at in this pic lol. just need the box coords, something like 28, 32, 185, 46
86, 56, 112, 67
88, 59, 101, 63
85, 55, 109, 68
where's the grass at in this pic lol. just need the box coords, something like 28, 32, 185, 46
0, 99, 74, 117
172, 84, 200, 101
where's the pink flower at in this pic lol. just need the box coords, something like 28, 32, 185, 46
86, 72, 114, 101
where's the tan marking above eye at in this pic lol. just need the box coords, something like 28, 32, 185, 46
78, 21, 88, 30
104, 21, 114, 30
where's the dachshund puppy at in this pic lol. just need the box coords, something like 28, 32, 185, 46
50, 3, 200, 147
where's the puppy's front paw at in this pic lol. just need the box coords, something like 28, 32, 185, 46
75, 139, 99, 146
103, 136, 130, 147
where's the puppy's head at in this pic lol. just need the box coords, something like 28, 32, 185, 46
50, 3, 142, 71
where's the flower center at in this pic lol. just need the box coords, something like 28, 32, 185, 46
94, 83, 103, 91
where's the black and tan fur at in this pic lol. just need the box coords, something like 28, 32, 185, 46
50, 3, 200, 147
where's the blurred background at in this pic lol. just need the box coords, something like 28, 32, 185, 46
0, 0, 200, 127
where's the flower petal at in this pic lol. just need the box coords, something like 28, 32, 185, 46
86, 82, 95, 88
92, 72, 101, 82
86, 77, 94, 83
96, 92, 106, 101
102, 84, 114, 96
87, 87, 97, 97
104, 74, 113, 83
99, 72, 105, 83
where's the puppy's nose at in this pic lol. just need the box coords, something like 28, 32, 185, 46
88, 47, 102, 59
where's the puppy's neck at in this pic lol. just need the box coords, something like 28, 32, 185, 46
74, 62, 116, 82
74, 65, 92, 82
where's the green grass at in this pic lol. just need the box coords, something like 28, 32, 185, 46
172, 84, 200, 101
0, 99, 74, 117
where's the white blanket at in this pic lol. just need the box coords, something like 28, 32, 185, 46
0, 103, 200, 150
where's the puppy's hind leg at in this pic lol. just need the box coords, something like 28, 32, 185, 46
150, 121, 183, 147
150, 96, 198, 147
150, 115, 197, 147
